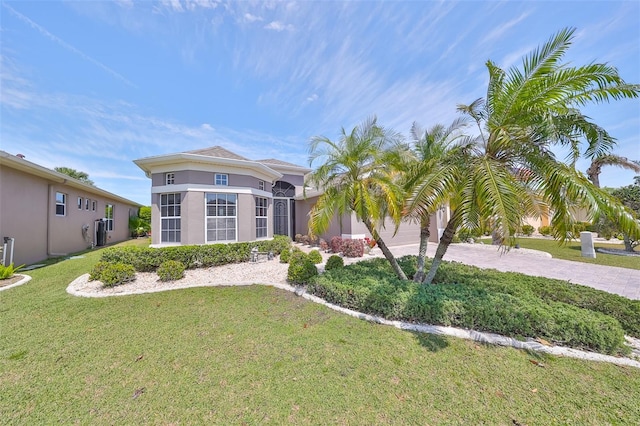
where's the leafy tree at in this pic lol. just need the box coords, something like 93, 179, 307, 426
417, 27, 640, 285
610, 183, 640, 252
138, 206, 151, 228
307, 117, 408, 280
54, 167, 94, 185
401, 118, 470, 282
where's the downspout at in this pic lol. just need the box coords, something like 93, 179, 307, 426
47, 184, 53, 257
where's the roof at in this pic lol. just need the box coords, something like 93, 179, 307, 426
0, 150, 141, 207
257, 158, 302, 168
184, 146, 250, 161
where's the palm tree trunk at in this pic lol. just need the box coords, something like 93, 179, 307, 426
422, 210, 460, 285
363, 218, 408, 281
413, 216, 430, 283
623, 234, 635, 252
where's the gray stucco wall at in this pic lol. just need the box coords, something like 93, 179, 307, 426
151, 171, 273, 192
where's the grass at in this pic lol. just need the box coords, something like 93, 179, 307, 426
478, 237, 640, 270
1, 239, 639, 424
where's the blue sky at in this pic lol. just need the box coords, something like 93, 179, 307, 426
1, 1, 639, 205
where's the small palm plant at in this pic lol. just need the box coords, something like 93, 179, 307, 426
0, 263, 25, 280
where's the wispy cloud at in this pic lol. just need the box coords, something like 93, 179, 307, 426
243, 13, 263, 23
264, 21, 294, 32
480, 11, 531, 45
1, 3, 136, 88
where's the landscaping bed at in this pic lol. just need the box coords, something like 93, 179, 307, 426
307, 256, 640, 355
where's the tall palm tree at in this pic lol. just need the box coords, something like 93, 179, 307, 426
417, 27, 640, 285
307, 117, 408, 280
401, 118, 470, 282
586, 155, 640, 188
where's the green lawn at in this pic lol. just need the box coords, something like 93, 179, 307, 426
478, 237, 640, 270
2, 240, 639, 424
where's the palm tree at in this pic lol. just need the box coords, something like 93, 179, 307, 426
586, 155, 640, 188
401, 118, 470, 282
417, 27, 640, 285
307, 117, 408, 280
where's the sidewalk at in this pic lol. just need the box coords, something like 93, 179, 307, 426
382, 243, 640, 300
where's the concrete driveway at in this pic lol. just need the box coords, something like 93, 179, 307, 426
382, 243, 640, 300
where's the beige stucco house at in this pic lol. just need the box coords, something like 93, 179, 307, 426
134, 146, 440, 248
0, 151, 141, 266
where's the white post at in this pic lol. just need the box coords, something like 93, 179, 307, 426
580, 231, 596, 258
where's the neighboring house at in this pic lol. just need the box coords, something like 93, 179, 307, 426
0, 151, 141, 266
134, 146, 435, 248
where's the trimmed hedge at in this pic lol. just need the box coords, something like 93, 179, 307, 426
342, 239, 364, 257
90, 262, 136, 287
325, 255, 344, 271
308, 249, 323, 264
307, 258, 631, 355
287, 251, 318, 284
157, 260, 185, 282
100, 236, 292, 272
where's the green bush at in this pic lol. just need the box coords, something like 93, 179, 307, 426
325, 255, 344, 271
308, 249, 323, 264
279, 248, 291, 263
287, 251, 318, 284
157, 260, 185, 282
0, 263, 24, 280
538, 225, 552, 236
521, 224, 534, 236
89, 261, 109, 281
307, 258, 630, 354
96, 263, 136, 287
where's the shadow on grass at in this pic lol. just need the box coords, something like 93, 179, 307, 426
411, 332, 449, 352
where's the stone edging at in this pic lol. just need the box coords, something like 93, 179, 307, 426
0, 274, 32, 292
67, 274, 640, 369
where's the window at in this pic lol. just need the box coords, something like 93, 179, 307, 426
206, 193, 236, 242
105, 204, 114, 231
166, 173, 175, 185
255, 197, 268, 238
92, 200, 97, 211
56, 192, 66, 216
160, 193, 181, 243
78, 197, 83, 210
85, 198, 90, 210
215, 173, 228, 186
258, 180, 265, 191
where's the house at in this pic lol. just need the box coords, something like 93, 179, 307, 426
134, 146, 437, 248
0, 151, 141, 266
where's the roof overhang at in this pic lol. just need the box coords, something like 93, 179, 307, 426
133, 153, 283, 181
0, 150, 142, 207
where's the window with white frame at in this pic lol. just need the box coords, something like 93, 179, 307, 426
78, 196, 83, 210
166, 173, 175, 185
160, 193, 181, 243
85, 198, 90, 210
215, 173, 228, 186
56, 192, 66, 216
206, 193, 236, 242
105, 204, 114, 231
255, 197, 268, 238
92, 200, 97, 211
258, 180, 265, 191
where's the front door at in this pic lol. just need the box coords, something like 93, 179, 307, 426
273, 197, 290, 237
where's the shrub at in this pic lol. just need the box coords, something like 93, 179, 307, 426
538, 225, 552, 236
89, 261, 109, 281
157, 260, 185, 282
325, 255, 344, 271
279, 248, 291, 263
0, 263, 24, 280
319, 238, 329, 252
308, 249, 323, 264
342, 239, 364, 257
287, 251, 318, 284
521, 224, 534, 236
330, 236, 343, 253
308, 234, 318, 246
301, 235, 310, 245
97, 263, 136, 287
294, 234, 304, 243
254, 235, 291, 255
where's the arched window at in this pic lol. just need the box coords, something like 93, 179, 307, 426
272, 181, 296, 198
